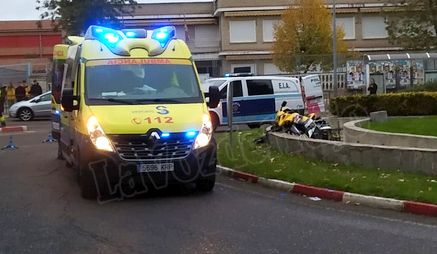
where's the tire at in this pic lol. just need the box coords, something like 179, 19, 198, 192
57, 141, 64, 160
196, 174, 216, 192
79, 166, 98, 200
18, 108, 33, 121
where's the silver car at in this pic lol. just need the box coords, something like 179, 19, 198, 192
9, 92, 52, 121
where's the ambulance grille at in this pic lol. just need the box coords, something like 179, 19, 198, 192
109, 134, 194, 161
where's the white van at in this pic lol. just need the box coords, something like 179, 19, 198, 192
301, 75, 325, 114
202, 75, 305, 128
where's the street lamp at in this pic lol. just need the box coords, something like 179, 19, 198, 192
332, 0, 338, 97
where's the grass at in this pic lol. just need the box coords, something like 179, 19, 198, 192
215, 129, 437, 204
362, 116, 437, 137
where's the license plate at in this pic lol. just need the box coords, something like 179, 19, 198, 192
138, 163, 174, 173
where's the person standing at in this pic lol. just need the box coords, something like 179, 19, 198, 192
368, 78, 378, 95
0, 86, 6, 127
24, 80, 31, 99
15, 81, 26, 102
30, 80, 43, 98
6, 82, 15, 108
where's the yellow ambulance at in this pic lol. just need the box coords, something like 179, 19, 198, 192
58, 25, 220, 199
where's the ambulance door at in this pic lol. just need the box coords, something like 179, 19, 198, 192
60, 47, 80, 158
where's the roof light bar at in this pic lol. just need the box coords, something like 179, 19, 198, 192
122, 29, 147, 39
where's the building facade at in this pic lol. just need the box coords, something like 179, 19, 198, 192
0, 20, 62, 84
127, 0, 408, 77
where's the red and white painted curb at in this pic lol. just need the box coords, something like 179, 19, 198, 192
218, 165, 437, 217
0, 126, 28, 133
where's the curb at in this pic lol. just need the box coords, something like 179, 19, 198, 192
0, 126, 28, 133
217, 165, 437, 217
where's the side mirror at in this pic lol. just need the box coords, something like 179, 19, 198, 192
61, 88, 79, 112
207, 86, 220, 108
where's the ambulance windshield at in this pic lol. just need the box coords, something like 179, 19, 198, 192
85, 59, 203, 105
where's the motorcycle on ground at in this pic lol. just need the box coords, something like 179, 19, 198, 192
269, 101, 332, 140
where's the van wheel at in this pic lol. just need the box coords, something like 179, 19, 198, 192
196, 175, 216, 192
248, 124, 260, 129
79, 167, 98, 199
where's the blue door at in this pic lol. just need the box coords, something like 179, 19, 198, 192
223, 79, 276, 124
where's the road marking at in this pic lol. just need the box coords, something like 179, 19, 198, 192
217, 179, 437, 230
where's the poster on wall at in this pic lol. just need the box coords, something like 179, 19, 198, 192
368, 60, 424, 89
346, 60, 366, 89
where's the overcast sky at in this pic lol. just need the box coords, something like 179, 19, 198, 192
0, 0, 212, 21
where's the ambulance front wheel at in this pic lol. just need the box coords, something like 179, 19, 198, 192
79, 166, 98, 199
57, 141, 64, 160
196, 174, 216, 192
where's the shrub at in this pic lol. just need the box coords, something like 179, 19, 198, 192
403, 81, 437, 92
330, 92, 437, 117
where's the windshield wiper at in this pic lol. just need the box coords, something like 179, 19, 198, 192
134, 98, 183, 103
88, 98, 135, 105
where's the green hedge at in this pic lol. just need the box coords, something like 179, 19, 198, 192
330, 92, 437, 117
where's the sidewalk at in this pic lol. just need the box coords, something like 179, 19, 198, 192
218, 165, 437, 217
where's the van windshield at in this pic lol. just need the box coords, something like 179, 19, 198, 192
85, 59, 203, 105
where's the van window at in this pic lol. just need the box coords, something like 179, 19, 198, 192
220, 80, 243, 99
247, 80, 273, 96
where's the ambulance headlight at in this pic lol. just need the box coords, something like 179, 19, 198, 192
194, 114, 213, 149
86, 116, 114, 152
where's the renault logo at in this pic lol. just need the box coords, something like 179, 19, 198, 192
150, 131, 161, 140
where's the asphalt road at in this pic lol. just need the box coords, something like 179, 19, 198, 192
1, 119, 437, 254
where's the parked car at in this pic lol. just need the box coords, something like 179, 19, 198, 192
9, 91, 51, 121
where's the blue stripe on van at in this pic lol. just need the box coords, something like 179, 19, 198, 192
223, 98, 275, 117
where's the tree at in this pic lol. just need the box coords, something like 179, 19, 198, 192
36, 0, 138, 36
385, 0, 437, 50
273, 0, 348, 73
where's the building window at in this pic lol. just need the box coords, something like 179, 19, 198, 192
336, 17, 355, 40
262, 20, 279, 42
247, 80, 274, 96
194, 25, 219, 47
229, 20, 256, 43
231, 64, 256, 74
264, 63, 285, 75
362, 16, 388, 39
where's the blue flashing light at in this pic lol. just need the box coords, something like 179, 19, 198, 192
104, 33, 120, 44
185, 131, 197, 138
151, 26, 176, 47
125, 31, 136, 38
88, 26, 123, 47
224, 73, 231, 77
54, 110, 60, 115
161, 133, 171, 138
